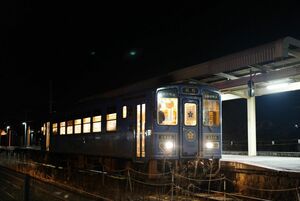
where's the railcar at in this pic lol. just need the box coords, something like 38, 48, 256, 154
41, 81, 222, 175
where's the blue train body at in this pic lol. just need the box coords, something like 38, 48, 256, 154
46, 82, 222, 167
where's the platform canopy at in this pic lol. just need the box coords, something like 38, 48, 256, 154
94, 36, 300, 100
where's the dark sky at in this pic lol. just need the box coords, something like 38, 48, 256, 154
1, 1, 300, 123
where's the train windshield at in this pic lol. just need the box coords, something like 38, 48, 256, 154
203, 92, 220, 127
157, 89, 178, 125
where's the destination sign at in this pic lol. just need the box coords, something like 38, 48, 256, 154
182, 87, 199, 95
203, 92, 219, 100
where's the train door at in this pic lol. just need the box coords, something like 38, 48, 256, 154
135, 103, 146, 161
181, 98, 201, 158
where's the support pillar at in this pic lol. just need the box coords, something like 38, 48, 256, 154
8, 130, 11, 147
247, 96, 257, 156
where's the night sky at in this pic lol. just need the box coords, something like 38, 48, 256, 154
1, 1, 300, 129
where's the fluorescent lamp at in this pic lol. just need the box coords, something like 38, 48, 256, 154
266, 83, 289, 90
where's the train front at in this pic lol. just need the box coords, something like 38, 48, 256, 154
152, 84, 221, 171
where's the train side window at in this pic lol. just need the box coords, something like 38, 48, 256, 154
74, 119, 82, 134
203, 93, 220, 127
122, 106, 127, 119
83, 117, 91, 133
157, 89, 178, 125
92, 115, 102, 132
67, 120, 73, 134
60, 122, 66, 135
184, 103, 197, 126
52, 123, 58, 135
106, 113, 117, 132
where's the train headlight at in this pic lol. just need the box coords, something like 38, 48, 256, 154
164, 141, 174, 151
205, 141, 214, 149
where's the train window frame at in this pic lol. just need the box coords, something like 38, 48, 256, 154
83, 117, 91, 133
92, 115, 102, 133
184, 103, 197, 126
60, 122, 66, 135
74, 119, 82, 134
106, 113, 117, 132
203, 92, 220, 127
52, 123, 58, 135
157, 88, 178, 126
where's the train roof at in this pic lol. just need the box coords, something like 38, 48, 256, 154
77, 79, 214, 103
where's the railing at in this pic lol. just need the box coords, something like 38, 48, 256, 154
223, 138, 300, 153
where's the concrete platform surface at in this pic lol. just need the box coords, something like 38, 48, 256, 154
221, 154, 300, 173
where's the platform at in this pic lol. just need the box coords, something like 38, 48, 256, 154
221, 154, 300, 173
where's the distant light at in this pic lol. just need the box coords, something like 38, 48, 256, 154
129, 51, 136, 56
266, 83, 289, 90
90, 51, 96, 55
22, 122, 26, 125
6, 126, 10, 130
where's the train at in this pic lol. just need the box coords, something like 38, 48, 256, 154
6, 81, 222, 176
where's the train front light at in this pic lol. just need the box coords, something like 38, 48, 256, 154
205, 141, 214, 149
164, 141, 174, 152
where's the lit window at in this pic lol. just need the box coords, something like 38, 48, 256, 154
74, 119, 82, 134
52, 123, 58, 135
184, 103, 197, 126
122, 106, 127, 118
67, 120, 73, 134
157, 89, 178, 125
93, 115, 101, 132
83, 117, 91, 133
60, 122, 66, 135
106, 113, 117, 131
42, 123, 46, 136
203, 93, 220, 127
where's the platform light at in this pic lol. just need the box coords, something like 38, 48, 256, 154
266, 82, 289, 90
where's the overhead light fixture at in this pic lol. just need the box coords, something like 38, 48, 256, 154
266, 82, 289, 90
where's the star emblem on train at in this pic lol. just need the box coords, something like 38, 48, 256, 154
188, 111, 193, 118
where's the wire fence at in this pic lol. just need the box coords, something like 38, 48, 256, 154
0, 150, 299, 201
